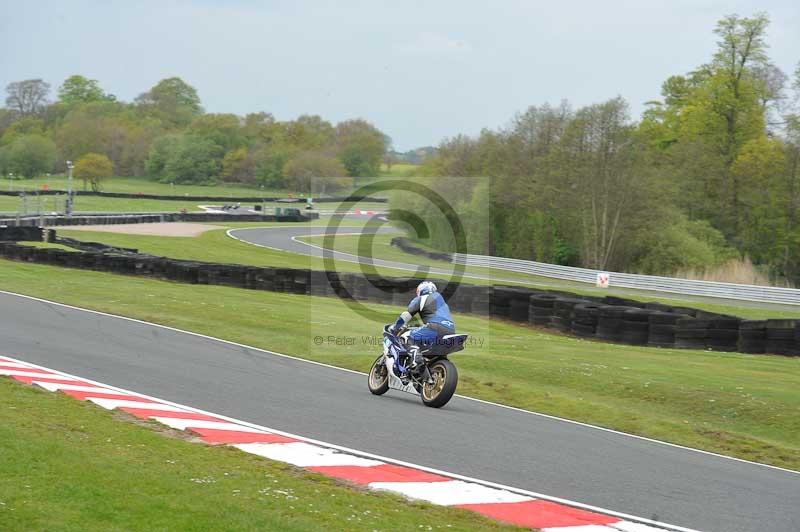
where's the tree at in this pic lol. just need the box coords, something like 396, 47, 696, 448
285, 115, 334, 149
556, 98, 648, 270
5, 79, 51, 115
135, 77, 203, 128
187, 113, 244, 153
284, 151, 349, 194
0, 117, 44, 146
162, 135, 221, 184
641, 13, 774, 239
221, 147, 255, 182
335, 119, 386, 177
253, 147, 290, 188
54, 100, 155, 177
710, 12, 772, 231
145, 134, 182, 178
74, 152, 113, 192
58, 75, 106, 105
3, 134, 57, 178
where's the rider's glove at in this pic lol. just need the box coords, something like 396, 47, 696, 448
387, 323, 397, 334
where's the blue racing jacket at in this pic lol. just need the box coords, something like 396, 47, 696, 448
395, 292, 455, 332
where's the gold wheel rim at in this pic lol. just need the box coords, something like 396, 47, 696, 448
422, 365, 446, 401
370, 360, 387, 389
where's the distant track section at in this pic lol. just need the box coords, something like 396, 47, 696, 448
453, 253, 800, 306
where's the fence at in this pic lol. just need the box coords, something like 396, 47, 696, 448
453, 254, 800, 306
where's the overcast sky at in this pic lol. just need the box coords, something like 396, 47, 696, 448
1, 0, 798, 150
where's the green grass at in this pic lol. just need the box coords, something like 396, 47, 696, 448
3, 175, 288, 197
1, 258, 798, 471
0, 378, 516, 532
379, 163, 420, 178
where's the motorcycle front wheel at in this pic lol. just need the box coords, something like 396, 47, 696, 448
420, 359, 458, 408
368, 355, 389, 395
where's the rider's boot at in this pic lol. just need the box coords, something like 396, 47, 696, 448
407, 345, 423, 370
407, 346, 433, 384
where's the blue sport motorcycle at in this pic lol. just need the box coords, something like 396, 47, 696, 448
368, 325, 468, 408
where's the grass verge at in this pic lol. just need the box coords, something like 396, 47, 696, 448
1, 258, 798, 471
3, 175, 288, 196
0, 378, 515, 531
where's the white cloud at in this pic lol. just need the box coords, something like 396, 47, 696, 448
395, 32, 472, 55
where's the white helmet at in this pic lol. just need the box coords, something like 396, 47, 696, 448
416, 281, 437, 296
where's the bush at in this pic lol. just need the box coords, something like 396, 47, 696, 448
633, 217, 736, 275
74, 152, 113, 192
161, 135, 222, 184
284, 151, 350, 194
3, 134, 57, 178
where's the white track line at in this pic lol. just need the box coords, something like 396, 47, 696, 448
1, 350, 695, 532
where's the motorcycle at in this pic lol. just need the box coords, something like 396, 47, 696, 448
368, 325, 468, 408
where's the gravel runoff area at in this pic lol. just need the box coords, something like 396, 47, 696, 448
57, 222, 221, 237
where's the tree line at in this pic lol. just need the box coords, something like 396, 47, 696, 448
399, 13, 800, 284
0, 76, 388, 192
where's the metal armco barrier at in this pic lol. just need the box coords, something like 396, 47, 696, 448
453, 254, 800, 306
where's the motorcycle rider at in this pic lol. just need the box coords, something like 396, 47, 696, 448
388, 281, 456, 372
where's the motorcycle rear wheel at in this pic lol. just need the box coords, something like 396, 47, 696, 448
368, 355, 389, 395
420, 359, 458, 408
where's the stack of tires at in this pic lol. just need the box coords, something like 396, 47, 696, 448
289, 269, 310, 295
529, 294, 559, 326
796, 322, 800, 354
274, 268, 299, 293
550, 298, 585, 332
64, 249, 85, 268
603, 296, 644, 308
706, 316, 741, 352
765, 319, 799, 356
490, 287, 517, 319
796, 322, 800, 355
648, 312, 683, 348
307, 269, 329, 296
508, 289, 533, 323
738, 320, 767, 353
0, 226, 44, 242
362, 274, 388, 303
621, 309, 656, 345
571, 303, 601, 337
470, 287, 491, 316
446, 284, 472, 313
596, 305, 633, 342
675, 317, 708, 350
387, 277, 413, 305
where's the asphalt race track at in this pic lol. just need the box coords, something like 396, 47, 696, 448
1, 291, 798, 532
228, 225, 800, 313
